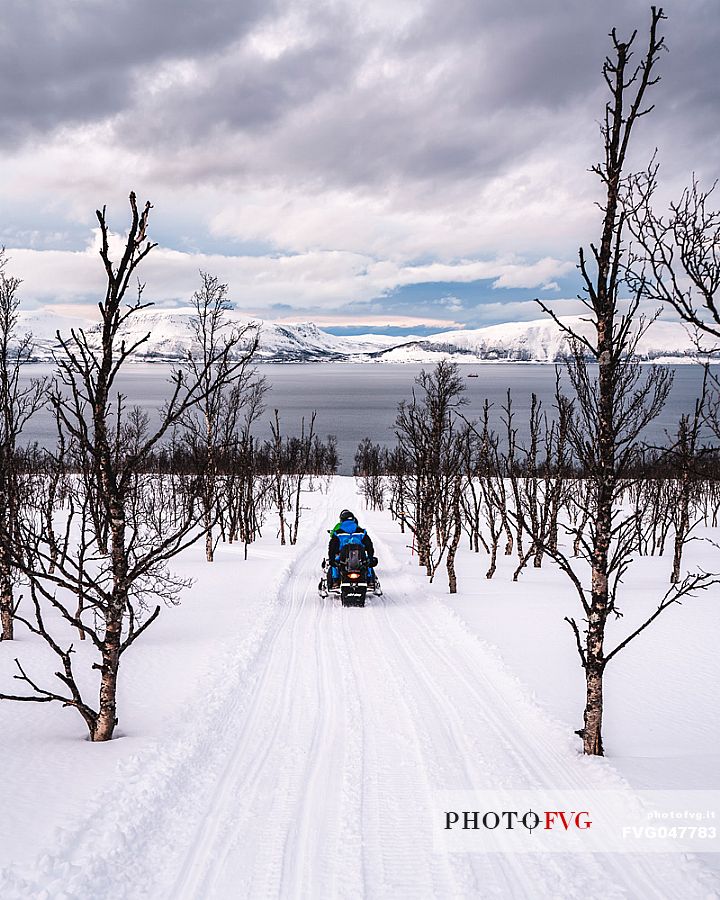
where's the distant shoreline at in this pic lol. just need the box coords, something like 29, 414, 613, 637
20, 355, 718, 366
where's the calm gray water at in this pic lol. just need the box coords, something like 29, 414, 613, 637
19, 362, 716, 474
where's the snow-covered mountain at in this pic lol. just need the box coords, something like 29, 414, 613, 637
398, 316, 709, 363
100, 310, 385, 362
15, 308, 711, 364
15, 308, 386, 363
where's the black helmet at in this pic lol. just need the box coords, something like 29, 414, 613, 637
339, 509, 356, 522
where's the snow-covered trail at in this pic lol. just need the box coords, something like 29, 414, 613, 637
151, 480, 711, 900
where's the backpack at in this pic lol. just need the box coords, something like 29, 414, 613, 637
339, 542, 366, 574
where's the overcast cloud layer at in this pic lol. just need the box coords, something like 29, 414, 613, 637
1, 0, 718, 330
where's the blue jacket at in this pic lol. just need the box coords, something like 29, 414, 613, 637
328, 519, 375, 562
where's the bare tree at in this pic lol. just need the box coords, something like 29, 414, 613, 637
0, 193, 257, 741
183, 270, 260, 562
628, 168, 720, 344
667, 394, 709, 583
506, 386, 571, 581
386, 446, 410, 535
635, 371, 713, 582
461, 402, 508, 580
354, 438, 387, 511
287, 412, 317, 546
523, 7, 715, 755
548, 6, 667, 755
626, 146, 720, 508
264, 410, 333, 546
0, 253, 45, 640
395, 361, 468, 589
268, 409, 289, 545
219, 377, 269, 558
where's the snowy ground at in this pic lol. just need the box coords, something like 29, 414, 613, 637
0, 477, 718, 898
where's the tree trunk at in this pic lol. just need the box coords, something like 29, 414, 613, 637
533, 544, 543, 568
671, 529, 684, 584
446, 491, 462, 594
573, 509, 586, 556
0, 549, 13, 640
276, 477, 286, 545
503, 520, 514, 556
290, 474, 304, 545
446, 548, 457, 593
94, 495, 128, 742
513, 548, 532, 582
93, 617, 121, 741
582, 663, 605, 756
584, 490, 611, 755
205, 520, 214, 562
416, 532, 430, 573
0, 599, 12, 642
549, 512, 559, 554
485, 540, 498, 579
0, 606, 12, 641
75, 547, 86, 640
671, 477, 690, 583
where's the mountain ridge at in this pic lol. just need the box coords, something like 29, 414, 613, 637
14, 308, 712, 364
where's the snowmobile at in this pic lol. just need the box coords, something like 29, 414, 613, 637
318, 544, 382, 606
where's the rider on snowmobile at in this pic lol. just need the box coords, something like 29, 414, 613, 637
326, 509, 378, 590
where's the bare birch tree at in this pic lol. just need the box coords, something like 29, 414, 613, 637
523, 7, 714, 755
0, 193, 258, 741
628, 168, 720, 345
0, 253, 45, 640
183, 270, 260, 562
395, 361, 468, 589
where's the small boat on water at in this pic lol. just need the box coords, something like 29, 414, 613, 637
467, 373, 479, 378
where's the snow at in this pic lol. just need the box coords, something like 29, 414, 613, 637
428, 316, 713, 362
15, 308, 714, 365
0, 478, 718, 898
15, 309, 385, 364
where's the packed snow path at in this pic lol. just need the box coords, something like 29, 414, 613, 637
142, 481, 708, 900
7, 480, 708, 899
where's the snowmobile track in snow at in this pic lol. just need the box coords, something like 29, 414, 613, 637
0, 481, 716, 900
159, 482, 714, 899
13, 480, 696, 900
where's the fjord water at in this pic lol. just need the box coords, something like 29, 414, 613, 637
20, 362, 716, 474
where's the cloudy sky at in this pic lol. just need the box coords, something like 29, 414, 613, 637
1, 0, 718, 334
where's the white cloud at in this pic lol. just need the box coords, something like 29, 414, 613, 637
284, 313, 462, 328
1, 0, 717, 329
491, 257, 573, 289
6, 232, 575, 315
439, 295, 463, 311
